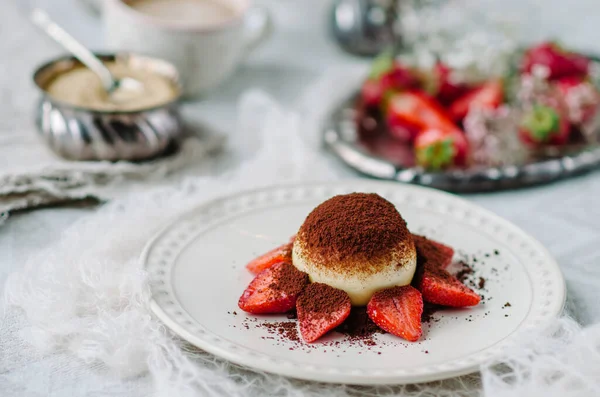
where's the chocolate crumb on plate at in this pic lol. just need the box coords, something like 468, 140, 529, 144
336, 307, 383, 338
262, 321, 301, 343
421, 303, 443, 324
478, 277, 486, 289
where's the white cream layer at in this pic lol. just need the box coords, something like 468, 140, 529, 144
292, 241, 417, 306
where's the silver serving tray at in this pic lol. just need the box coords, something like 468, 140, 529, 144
324, 94, 600, 192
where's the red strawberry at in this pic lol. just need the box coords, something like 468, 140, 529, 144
361, 64, 421, 109
519, 103, 571, 146
414, 127, 469, 169
238, 262, 309, 314
522, 42, 589, 80
367, 286, 423, 342
246, 236, 295, 274
434, 63, 469, 105
448, 80, 503, 122
413, 261, 480, 307
386, 112, 421, 142
361, 79, 385, 108
412, 234, 454, 269
386, 91, 458, 132
296, 283, 351, 343
380, 64, 421, 92
556, 76, 600, 126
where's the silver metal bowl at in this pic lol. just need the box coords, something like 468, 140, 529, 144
33, 53, 183, 162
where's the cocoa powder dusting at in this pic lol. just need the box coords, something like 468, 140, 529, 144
297, 283, 350, 319
413, 235, 449, 268
297, 193, 412, 274
262, 321, 300, 343
421, 303, 443, 324
455, 261, 474, 283
267, 263, 309, 297
336, 307, 384, 338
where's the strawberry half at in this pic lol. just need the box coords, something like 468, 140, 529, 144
414, 127, 469, 170
412, 234, 455, 269
367, 286, 423, 342
413, 260, 480, 308
296, 283, 351, 343
522, 42, 589, 80
556, 76, 600, 126
433, 62, 469, 105
238, 262, 309, 314
519, 103, 570, 146
361, 79, 385, 108
448, 80, 503, 122
245, 236, 295, 274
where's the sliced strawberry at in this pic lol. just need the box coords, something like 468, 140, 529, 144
361, 79, 385, 108
412, 234, 455, 269
246, 236, 295, 274
414, 127, 469, 169
361, 63, 421, 109
522, 42, 589, 80
386, 112, 421, 142
380, 63, 421, 93
434, 62, 469, 105
367, 286, 423, 342
519, 103, 571, 146
386, 91, 457, 133
413, 259, 480, 307
238, 262, 309, 314
296, 283, 351, 343
448, 80, 503, 122
555, 76, 600, 126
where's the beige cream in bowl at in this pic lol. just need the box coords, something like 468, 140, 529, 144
33, 53, 183, 161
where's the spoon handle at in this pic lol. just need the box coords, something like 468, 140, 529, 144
31, 8, 116, 92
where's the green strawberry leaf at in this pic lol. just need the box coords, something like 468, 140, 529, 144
369, 50, 394, 80
520, 105, 560, 142
417, 138, 456, 170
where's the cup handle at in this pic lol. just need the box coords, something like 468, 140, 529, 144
242, 6, 273, 58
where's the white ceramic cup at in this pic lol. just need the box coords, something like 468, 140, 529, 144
104, 0, 272, 97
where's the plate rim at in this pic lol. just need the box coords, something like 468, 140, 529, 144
141, 180, 566, 384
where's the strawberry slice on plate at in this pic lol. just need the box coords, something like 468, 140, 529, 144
238, 262, 309, 314
246, 236, 295, 274
367, 286, 423, 342
413, 260, 481, 308
412, 234, 455, 269
296, 283, 351, 343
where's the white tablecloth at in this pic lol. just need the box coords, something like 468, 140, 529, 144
2, 1, 600, 396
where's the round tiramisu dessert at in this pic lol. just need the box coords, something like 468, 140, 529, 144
292, 193, 416, 306
238, 192, 480, 344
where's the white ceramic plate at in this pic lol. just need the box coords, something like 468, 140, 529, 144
142, 181, 565, 384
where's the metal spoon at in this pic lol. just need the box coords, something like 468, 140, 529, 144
330, 0, 398, 57
31, 8, 142, 98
